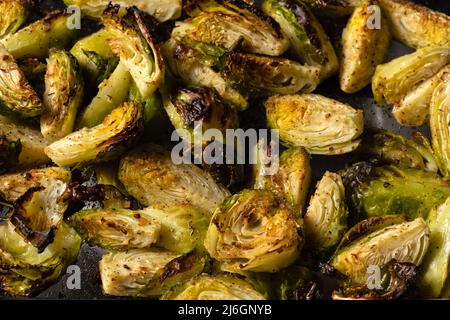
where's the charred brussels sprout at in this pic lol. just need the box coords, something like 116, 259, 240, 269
266, 94, 364, 155
1, 11, 79, 59
102, 5, 164, 100
372, 46, 450, 107
174, 0, 289, 56
118, 144, 230, 213
378, 0, 450, 49
45, 101, 144, 167
253, 147, 311, 220
261, 0, 339, 81
161, 274, 266, 300
331, 216, 430, 285
359, 130, 438, 172
204, 189, 302, 273
430, 70, 450, 177
304, 172, 348, 256
69, 208, 160, 250
222, 52, 320, 96
41, 49, 84, 142
99, 250, 205, 297
0, 0, 28, 38
340, 0, 391, 93
0, 137, 21, 174
0, 45, 43, 119
342, 163, 450, 221
63, 0, 182, 22
419, 198, 450, 298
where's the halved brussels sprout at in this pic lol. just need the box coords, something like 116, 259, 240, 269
174, 0, 289, 56
304, 172, 348, 256
0, 137, 21, 174
266, 94, 364, 155
419, 198, 450, 298
1, 11, 79, 59
372, 46, 450, 107
0, 45, 43, 119
261, 0, 339, 81
341, 163, 450, 221
222, 52, 320, 96
359, 130, 438, 172
0, 0, 28, 38
162, 39, 248, 110
379, 0, 450, 49
0, 116, 50, 168
77, 61, 132, 128
41, 49, 84, 142
100, 250, 205, 297
0, 167, 70, 203
69, 208, 160, 250
45, 101, 144, 167
430, 71, 450, 177
339, 0, 391, 93
102, 5, 164, 100
161, 274, 266, 300
63, 0, 182, 22
253, 147, 311, 220
141, 205, 210, 254
204, 189, 302, 273
393, 65, 450, 127
0, 221, 81, 297
331, 216, 430, 285
118, 144, 230, 213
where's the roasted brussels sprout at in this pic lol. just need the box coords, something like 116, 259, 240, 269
359, 130, 438, 172
19, 58, 47, 98
63, 0, 182, 22
261, 0, 339, 81
378, 0, 450, 49
372, 46, 450, 107
339, 0, 391, 93
331, 216, 430, 285
430, 70, 450, 177
266, 94, 364, 155
102, 5, 164, 100
0, 0, 28, 38
99, 250, 205, 297
162, 39, 248, 110
0, 116, 50, 168
1, 11, 79, 59
118, 144, 230, 213
204, 189, 302, 273
393, 65, 450, 127
253, 147, 311, 220
222, 52, 320, 96
419, 198, 450, 298
45, 101, 144, 167
304, 172, 348, 256
0, 45, 43, 119
41, 49, 84, 142
174, 0, 289, 56
0, 137, 21, 174
0, 221, 81, 297
342, 163, 450, 221
77, 61, 132, 128
161, 274, 266, 300
69, 208, 160, 250
141, 206, 210, 254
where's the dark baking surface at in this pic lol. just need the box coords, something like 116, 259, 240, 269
7, 0, 448, 299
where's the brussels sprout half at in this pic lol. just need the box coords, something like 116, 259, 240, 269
99, 250, 205, 297
45, 101, 144, 167
161, 274, 266, 300
204, 189, 302, 273
0, 0, 28, 39
266, 94, 364, 155
340, 0, 391, 93
261, 0, 339, 81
